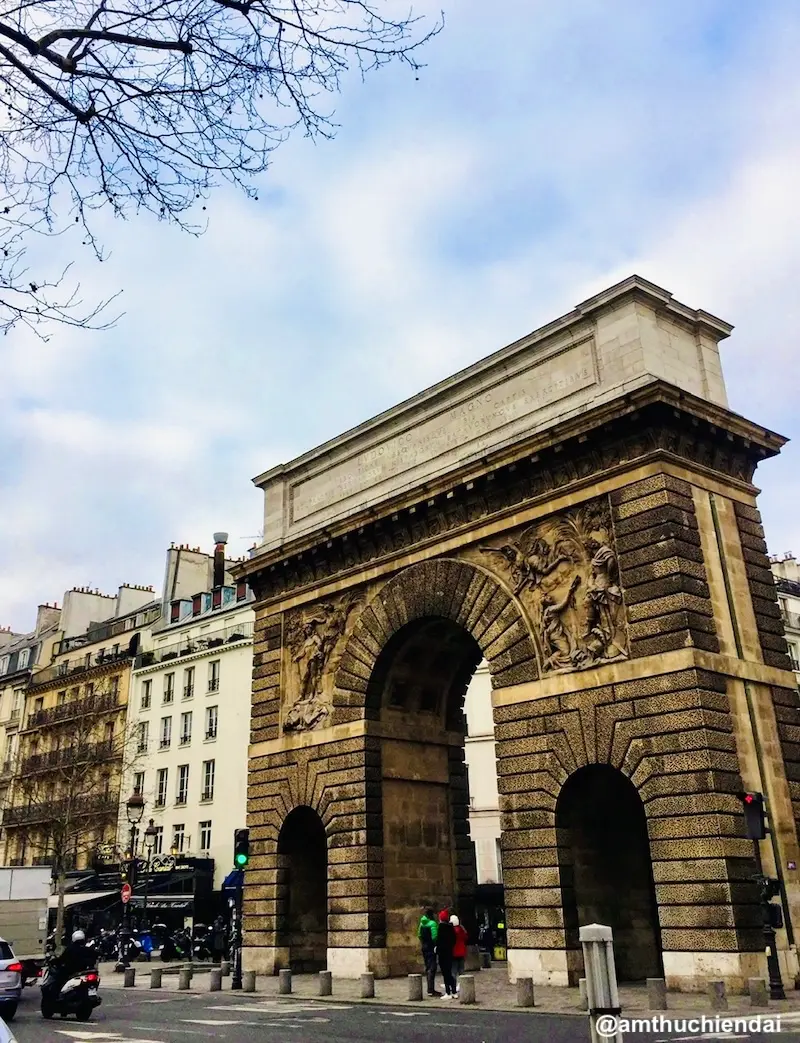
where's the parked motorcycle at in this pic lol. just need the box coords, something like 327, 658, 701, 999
159, 930, 191, 963
192, 925, 212, 962
40, 963, 101, 1022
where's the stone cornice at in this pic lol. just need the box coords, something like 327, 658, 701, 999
234, 384, 785, 606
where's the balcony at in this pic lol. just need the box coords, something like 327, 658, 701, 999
2, 794, 119, 827
134, 621, 254, 670
183, 685, 194, 700
179, 734, 191, 747
28, 649, 130, 691
24, 692, 120, 730
20, 740, 117, 775
207, 678, 219, 693
782, 608, 800, 632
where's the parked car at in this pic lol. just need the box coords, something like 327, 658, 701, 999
0, 1017, 16, 1041
0, 937, 23, 1022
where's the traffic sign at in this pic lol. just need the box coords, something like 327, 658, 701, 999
121, 883, 132, 904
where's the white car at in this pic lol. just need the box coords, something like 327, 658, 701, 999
0, 1017, 16, 1041
0, 939, 21, 1023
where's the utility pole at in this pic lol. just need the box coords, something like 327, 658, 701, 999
229, 828, 249, 990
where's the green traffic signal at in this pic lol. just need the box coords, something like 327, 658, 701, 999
233, 827, 249, 868
235, 852, 248, 867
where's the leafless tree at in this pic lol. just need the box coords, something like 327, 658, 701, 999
4, 673, 142, 947
0, 1, 441, 337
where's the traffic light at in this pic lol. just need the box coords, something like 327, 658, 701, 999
759, 876, 781, 902
739, 791, 767, 840
233, 828, 249, 868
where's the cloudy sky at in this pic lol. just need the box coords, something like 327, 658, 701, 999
2, 0, 799, 632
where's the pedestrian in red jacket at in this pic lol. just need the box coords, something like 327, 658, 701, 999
450, 914, 468, 993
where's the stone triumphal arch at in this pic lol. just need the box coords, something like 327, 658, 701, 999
234, 276, 800, 992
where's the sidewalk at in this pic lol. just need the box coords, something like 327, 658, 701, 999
97, 962, 800, 1017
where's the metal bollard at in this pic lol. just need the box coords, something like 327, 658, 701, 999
319, 970, 332, 996
708, 980, 727, 1011
243, 970, 256, 993
361, 972, 375, 998
209, 968, 222, 992
123, 967, 135, 988
150, 968, 162, 989
221, 960, 231, 977
178, 968, 192, 991
408, 974, 423, 1001
516, 977, 534, 1008
579, 924, 622, 1043
578, 977, 588, 1009
480, 951, 491, 969
458, 974, 475, 1004
749, 978, 768, 1006
647, 977, 667, 1010
278, 968, 292, 995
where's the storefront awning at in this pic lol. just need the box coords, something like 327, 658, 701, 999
48, 891, 116, 909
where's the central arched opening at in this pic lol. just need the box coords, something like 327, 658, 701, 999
367, 617, 483, 976
277, 805, 328, 972
557, 764, 662, 982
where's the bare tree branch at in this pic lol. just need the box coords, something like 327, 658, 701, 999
0, 1, 442, 336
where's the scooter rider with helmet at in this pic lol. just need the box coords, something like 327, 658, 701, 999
43, 931, 94, 999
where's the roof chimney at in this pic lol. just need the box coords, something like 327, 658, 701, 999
213, 532, 228, 589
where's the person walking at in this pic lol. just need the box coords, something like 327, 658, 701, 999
435, 909, 457, 998
450, 914, 468, 993
417, 908, 440, 996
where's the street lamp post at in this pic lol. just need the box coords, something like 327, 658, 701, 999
141, 819, 158, 930
124, 791, 146, 929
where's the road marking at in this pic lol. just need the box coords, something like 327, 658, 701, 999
182, 1020, 242, 1026
381, 1011, 430, 1017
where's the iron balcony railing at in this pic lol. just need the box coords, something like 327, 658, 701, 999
25, 692, 120, 730
781, 608, 800, 631
2, 795, 119, 827
134, 621, 254, 670
20, 740, 117, 775
28, 649, 130, 690
56, 606, 161, 655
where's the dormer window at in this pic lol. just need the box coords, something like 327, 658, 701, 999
236, 581, 247, 602
192, 594, 202, 617
212, 587, 222, 610
170, 601, 181, 623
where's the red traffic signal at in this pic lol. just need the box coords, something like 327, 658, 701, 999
739, 791, 766, 840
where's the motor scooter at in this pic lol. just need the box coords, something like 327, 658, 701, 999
40, 963, 102, 1022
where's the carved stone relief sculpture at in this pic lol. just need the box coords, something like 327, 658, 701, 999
283, 593, 360, 732
479, 497, 627, 673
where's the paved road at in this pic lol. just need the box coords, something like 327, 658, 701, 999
7, 987, 800, 1042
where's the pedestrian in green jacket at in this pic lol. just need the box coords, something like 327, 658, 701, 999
417, 909, 440, 996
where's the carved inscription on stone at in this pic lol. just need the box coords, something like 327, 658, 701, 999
283, 593, 360, 732
480, 498, 627, 673
290, 339, 597, 522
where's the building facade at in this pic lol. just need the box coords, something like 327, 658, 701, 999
3, 586, 160, 873
772, 554, 800, 681
119, 535, 254, 903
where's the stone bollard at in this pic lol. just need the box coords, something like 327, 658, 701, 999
278, 968, 292, 995
579, 977, 588, 1009
647, 977, 667, 1010
708, 980, 728, 1011
408, 974, 423, 1001
243, 970, 256, 993
516, 977, 534, 1008
178, 968, 192, 991
150, 968, 162, 989
749, 978, 769, 1006
361, 972, 375, 999
209, 968, 222, 992
458, 974, 476, 1005
123, 967, 135, 988
221, 960, 231, 977
480, 951, 491, 969
319, 970, 332, 996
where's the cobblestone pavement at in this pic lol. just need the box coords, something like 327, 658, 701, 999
96, 961, 800, 1017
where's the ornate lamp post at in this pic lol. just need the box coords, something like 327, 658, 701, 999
124, 791, 146, 928
141, 818, 158, 930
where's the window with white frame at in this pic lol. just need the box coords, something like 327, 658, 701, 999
207, 660, 220, 692
152, 826, 164, 854
201, 759, 215, 801
156, 768, 168, 807
205, 705, 218, 741
136, 721, 149, 753
18, 648, 30, 669
176, 764, 189, 805
163, 673, 175, 704
159, 716, 172, 749
199, 820, 212, 852
141, 679, 152, 710
179, 711, 192, 746
0, 657, 8, 675
133, 771, 145, 796
183, 667, 195, 700
172, 824, 185, 853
